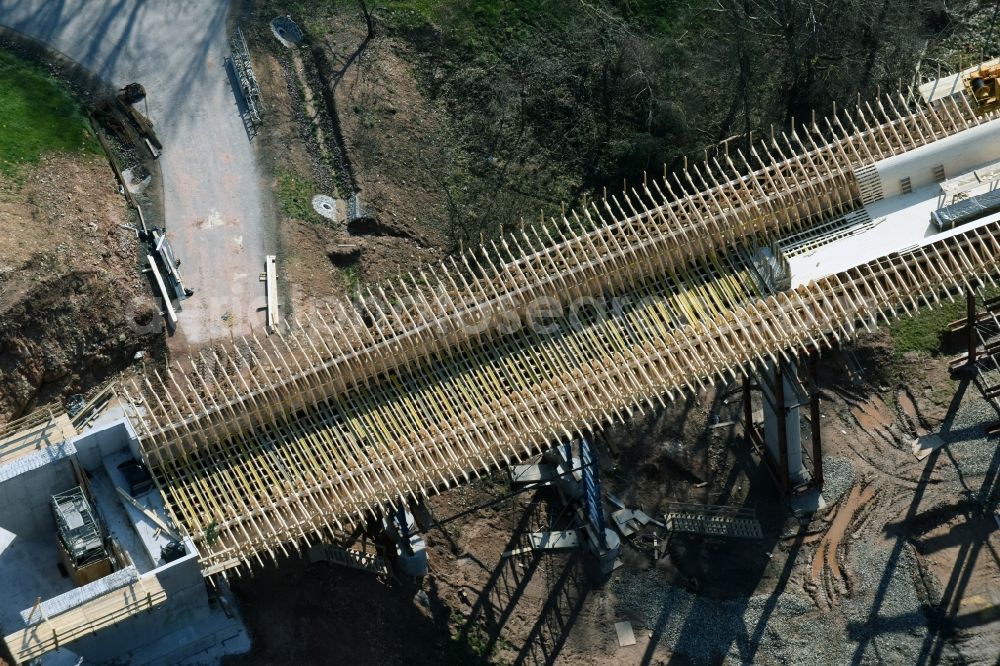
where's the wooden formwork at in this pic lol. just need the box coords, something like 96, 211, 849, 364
0, 409, 75, 467
129, 92, 995, 464
110, 83, 1000, 575
126, 221, 1000, 575
3, 577, 166, 663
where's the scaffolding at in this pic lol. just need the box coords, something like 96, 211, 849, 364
130, 91, 991, 455
51, 487, 106, 568
122, 221, 1000, 575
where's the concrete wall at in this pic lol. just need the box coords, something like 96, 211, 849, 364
0, 419, 218, 665
873, 117, 1000, 200
760, 360, 808, 486
72, 417, 141, 471
66, 538, 211, 664
22, 566, 139, 622
0, 449, 77, 540
148, 538, 209, 626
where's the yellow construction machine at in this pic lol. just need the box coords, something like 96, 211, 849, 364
964, 61, 1000, 115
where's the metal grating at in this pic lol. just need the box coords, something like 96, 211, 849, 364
666, 513, 763, 539
777, 209, 876, 258
230, 26, 263, 127
664, 503, 763, 539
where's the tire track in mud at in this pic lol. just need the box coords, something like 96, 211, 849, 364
832, 386, 941, 488
809, 482, 877, 608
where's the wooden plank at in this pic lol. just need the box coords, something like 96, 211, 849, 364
265, 255, 278, 334
147, 255, 178, 325
4, 577, 166, 662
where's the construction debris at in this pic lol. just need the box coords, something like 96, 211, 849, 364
911, 433, 946, 460
118, 82, 146, 104
230, 26, 264, 128
529, 530, 581, 551
91, 85, 162, 160
664, 503, 763, 540
150, 229, 192, 301
614, 621, 636, 647
611, 508, 664, 537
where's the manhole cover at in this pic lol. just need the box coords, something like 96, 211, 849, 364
271, 16, 304, 47
312, 195, 337, 220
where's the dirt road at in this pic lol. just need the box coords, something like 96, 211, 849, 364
0, 0, 275, 348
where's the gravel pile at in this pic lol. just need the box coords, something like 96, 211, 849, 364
937, 390, 999, 480
838, 539, 927, 664
612, 570, 816, 664
820, 455, 854, 507
611, 533, 930, 664
604, 348, 1000, 664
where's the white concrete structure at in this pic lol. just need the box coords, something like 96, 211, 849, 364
759, 361, 809, 488
0, 415, 249, 665
770, 79, 1000, 494
789, 117, 1000, 288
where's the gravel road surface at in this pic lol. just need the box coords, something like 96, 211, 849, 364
0, 0, 274, 348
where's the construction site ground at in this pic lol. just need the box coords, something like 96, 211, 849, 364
225, 332, 1000, 665
1, 0, 277, 349
241, 0, 466, 316
0, 151, 162, 421
1, 2, 999, 664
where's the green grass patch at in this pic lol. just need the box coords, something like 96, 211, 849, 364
275, 167, 319, 221
0, 50, 98, 179
888, 299, 967, 356
443, 622, 511, 665
889, 286, 1000, 356
340, 264, 360, 293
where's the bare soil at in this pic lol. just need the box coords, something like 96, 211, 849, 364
317, 19, 450, 251
0, 153, 162, 419
243, 3, 447, 321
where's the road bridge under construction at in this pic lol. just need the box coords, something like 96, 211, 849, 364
2, 42, 1000, 665
100, 66, 1000, 577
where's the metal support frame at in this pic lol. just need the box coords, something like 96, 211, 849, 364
230, 26, 263, 128
774, 362, 791, 494
742, 376, 754, 443
967, 289, 979, 368
808, 353, 824, 489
